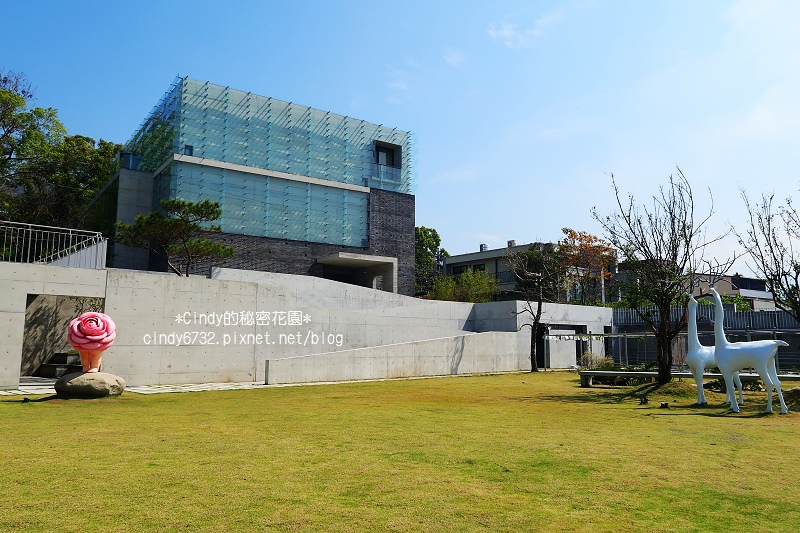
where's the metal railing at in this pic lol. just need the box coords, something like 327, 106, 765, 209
548, 331, 800, 372
1, 220, 107, 270
613, 305, 800, 330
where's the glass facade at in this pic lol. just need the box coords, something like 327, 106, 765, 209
153, 161, 369, 246
124, 77, 415, 247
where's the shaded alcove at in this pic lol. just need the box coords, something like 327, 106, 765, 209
21, 294, 105, 376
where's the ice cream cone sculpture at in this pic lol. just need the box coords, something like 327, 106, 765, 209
67, 312, 116, 373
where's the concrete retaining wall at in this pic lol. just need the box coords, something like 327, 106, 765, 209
0, 263, 107, 388
265, 331, 521, 385
1, 263, 612, 388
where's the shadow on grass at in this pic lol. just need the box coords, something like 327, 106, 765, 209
539, 378, 800, 417
0, 394, 61, 404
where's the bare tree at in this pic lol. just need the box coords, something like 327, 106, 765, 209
592, 169, 718, 384
736, 192, 800, 321
505, 244, 566, 372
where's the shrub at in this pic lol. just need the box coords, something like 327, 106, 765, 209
580, 352, 616, 370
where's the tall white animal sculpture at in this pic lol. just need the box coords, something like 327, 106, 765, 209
686, 294, 742, 406
711, 288, 789, 414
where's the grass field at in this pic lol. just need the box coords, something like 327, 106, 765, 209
2, 371, 800, 532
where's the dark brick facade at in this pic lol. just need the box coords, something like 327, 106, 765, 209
184, 188, 415, 295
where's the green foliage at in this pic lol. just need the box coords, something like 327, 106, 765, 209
115, 198, 235, 276
721, 293, 752, 312
415, 226, 449, 295
1, 70, 120, 226
430, 273, 457, 301
696, 293, 752, 312
11, 135, 120, 226
429, 269, 498, 303
579, 352, 616, 370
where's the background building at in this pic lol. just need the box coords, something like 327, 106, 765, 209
443, 241, 527, 293
90, 77, 416, 294
692, 273, 775, 311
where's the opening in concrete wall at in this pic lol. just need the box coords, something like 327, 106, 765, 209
21, 294, 106, 378
316, 252, 398, 293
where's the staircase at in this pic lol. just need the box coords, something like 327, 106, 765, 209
34, 352, 83, 378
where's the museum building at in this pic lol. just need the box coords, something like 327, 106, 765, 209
90, 77, 416, 294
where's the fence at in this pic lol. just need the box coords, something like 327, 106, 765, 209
0, 220, 106, 270
613, 305, 800, 331
549, 331, 800, 373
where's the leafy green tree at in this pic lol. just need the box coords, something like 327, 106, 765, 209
415, 226, 449, 295
430, 274, 457, 301
1, 70, 120, 226
429, 269, 498, 303
11, 135, 120, 227
455, 269, 499, 303
115, 199, 235, 276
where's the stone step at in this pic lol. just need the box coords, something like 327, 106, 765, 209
36, 364, 84, 379
48, 353, 81, 365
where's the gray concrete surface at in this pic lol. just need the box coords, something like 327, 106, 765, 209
1, 263, 612, 388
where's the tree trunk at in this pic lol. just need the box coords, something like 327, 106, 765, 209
656, 335, 673, 385
530, 295, 544, 372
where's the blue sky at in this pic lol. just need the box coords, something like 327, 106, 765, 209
3, 0, 799, 272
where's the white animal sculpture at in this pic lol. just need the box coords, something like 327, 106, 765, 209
686, 294, 742, 406
711, 288, 789, 414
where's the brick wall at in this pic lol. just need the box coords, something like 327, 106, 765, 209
184, 189, 415, 295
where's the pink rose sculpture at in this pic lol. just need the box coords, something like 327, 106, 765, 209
67, 312, 116, 373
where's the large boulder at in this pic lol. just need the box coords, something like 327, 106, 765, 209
55, 372, 126, 399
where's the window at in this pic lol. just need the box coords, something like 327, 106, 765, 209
184, 145, 194, 156
452, 264, 485, 275
375, 142, 401, 169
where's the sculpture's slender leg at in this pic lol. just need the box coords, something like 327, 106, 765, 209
693, 368, 706, 405
88, 350, 103, 373
757, 365, 773, 413
733, 371, 744, 406
723, 372, 740, 413
79, 351, 91, 373
767, 361, 788, 414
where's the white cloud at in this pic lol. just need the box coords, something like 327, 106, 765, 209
488, 9, 565, 49
443, 47, 465, 66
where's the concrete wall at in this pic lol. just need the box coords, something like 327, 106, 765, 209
0, 262, 107, 388
49, 241, 107, 270
1, 263, 612, 388
112, 168, 154, 270
265, 331, 520, 385
20, 295, 103, 375
473, 299, 613, 369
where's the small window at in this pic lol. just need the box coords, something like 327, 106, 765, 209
184, 145, 194, 156
375, 142, 401, 169
377, 146, 394, 167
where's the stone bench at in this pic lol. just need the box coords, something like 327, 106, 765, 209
578, 370, 800, 388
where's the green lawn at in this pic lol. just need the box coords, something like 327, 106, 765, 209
2, 372, 800, 532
